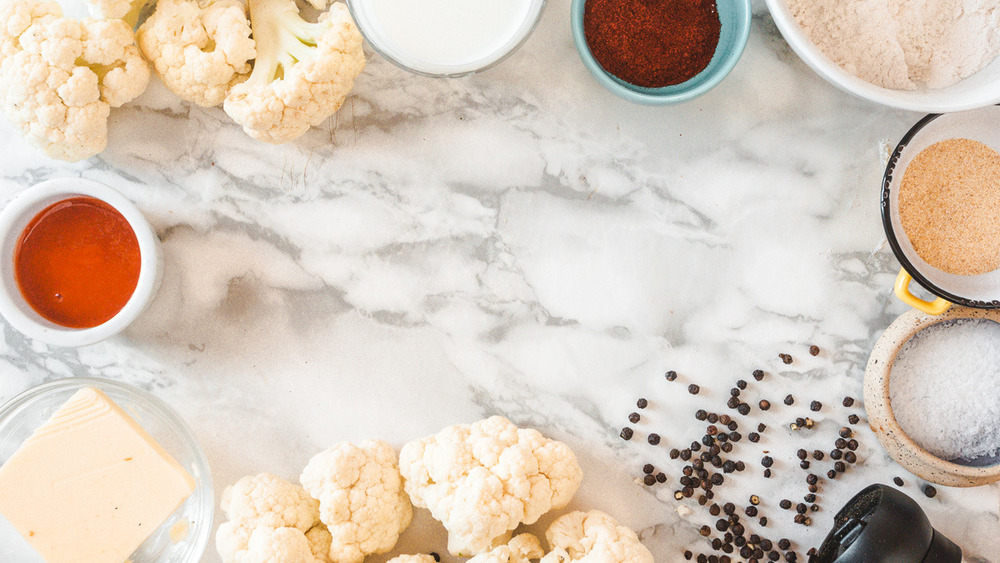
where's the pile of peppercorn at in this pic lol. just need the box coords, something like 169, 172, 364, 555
618, 347, 886, 562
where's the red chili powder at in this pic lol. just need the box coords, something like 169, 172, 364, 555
584, 0, 721, 88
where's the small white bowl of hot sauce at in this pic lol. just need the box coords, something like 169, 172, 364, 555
0, 178, 162, 347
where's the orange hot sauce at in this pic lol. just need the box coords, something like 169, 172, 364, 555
14, 197, 141, 329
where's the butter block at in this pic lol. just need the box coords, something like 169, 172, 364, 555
0, 387, 195, 563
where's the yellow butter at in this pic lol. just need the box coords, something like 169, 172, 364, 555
0, 387, 195, 563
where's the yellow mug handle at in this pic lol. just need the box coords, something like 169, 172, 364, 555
894, 268, 951, 315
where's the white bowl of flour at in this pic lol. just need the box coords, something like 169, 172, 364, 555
765, 0, 1000, 112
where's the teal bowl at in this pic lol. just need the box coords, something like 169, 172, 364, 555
571, 0, 751, 105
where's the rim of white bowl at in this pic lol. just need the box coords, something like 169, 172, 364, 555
346, 0, 547, 77
0, 178, 162, 347
764, 0, 1000, 113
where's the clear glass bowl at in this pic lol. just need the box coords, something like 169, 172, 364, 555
0, 377, 213, 562
346, 0, 546, 77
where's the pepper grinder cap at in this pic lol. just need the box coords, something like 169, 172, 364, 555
810, 484, 961, 563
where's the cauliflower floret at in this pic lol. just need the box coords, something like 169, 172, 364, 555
136, 0, 254, 107
216, 473, 331, 563
0, 0, 149, 161
386, 556, 439, 563
469, 534, 545, 563
538, 511, 653, 563
399, 416, 583, 557
300, 440, 413, 563
222, 0, 364, 143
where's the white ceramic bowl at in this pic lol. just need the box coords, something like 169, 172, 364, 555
0, 377, 214, 562
864, 307, 1000, 487
0, 178, 162, 347
764, 0, 1000, 112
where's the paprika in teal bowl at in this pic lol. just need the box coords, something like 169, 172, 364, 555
571, 0, 751, 105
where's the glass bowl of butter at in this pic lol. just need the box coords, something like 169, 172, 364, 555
0, 377, 213, 563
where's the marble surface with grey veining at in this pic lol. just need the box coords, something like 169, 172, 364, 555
0, 0, 998, 561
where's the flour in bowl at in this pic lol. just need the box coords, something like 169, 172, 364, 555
786, 0, 1000, 90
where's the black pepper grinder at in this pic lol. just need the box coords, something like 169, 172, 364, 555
809, 484, 962, 563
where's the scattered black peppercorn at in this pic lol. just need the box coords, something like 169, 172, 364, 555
804, 417, 815, 429
727, 396, 740, 409
763, 468, 771, 478
761, 456, 773, 468
723, 502, 736, 515
805, 474, 818, 485
813, 450, 825, 461
804, 493, 816, 503
779, 353, 793, 364
738, 403, 751, 416
827, 469, 837, 479
695, 409, 708, 421
834, 461, 846, 472
746, 506, 758, 517
709, 504, 721, 516
700, 525, 711, 537
748, 432, 760, 443
759, 516, 768, 527
643, 474, 656, 486
848, 414, 860, 425
670, 448, 680, 459
735, 461, 745, 471
628, 412, 640, 423
796, 449, 807, 460
656, 472, 667, 483
842, 396, 854, 407
688, 384, 700, 395
648, 433, 661, 445
737, 379, 748, 390
759, 400, 771, 411
749, 494, 760, 506
796, 503, 807, 514
835, 438, 848, 449
799, 460, 810, 470
637, 398, 648, 409
923, 485, 937, 498
808, 484, 818, 493
620, 427, 633, 440
643, 463, 654, 474
666, 370, 678, 381
784, 394, 795, 406
684, 550, 693, 560
778, 539, 791, 550
758, 423, 767, 432
893, 477, 904, 486
730, 387, 741, 397
844, 451, 857, 464
839, 427, 853, 438
753, 369, 765, 381
847, 439, 859, 451
809, 345, 820, 356
810, 401, 822, 412
708, 413, 720, 424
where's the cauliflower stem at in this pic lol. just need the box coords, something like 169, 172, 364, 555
246, 0, 324, 85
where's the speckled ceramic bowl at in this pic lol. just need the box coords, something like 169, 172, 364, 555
864, 307, 1000, 487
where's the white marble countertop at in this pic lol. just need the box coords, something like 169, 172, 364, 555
1, 0, 999, 561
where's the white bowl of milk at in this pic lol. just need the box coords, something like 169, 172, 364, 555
346, 0, 546, 76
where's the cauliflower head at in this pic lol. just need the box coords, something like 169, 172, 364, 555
469, 534, 545, 563
538, 511, 653, 563
216, 473, 331, 563
386, 556, 439, 563
399, 416, 583, 557
300, 439, 413, 563
0, 0, 149, 161
136, 0, 254, 107
223, 0, 364, 144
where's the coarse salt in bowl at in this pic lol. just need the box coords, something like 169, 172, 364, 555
0, 178, 162, 347
346, 0, 546, 77
864, 307, 1000, 487
764, 0, 1000, 112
